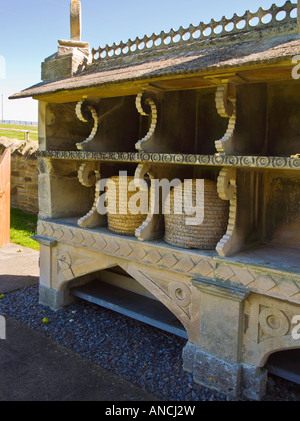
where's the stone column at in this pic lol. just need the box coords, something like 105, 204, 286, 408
183, 278, 267, 399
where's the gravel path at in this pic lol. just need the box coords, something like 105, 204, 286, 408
0, 285, 299, 401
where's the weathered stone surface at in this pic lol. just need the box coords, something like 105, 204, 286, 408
0, 138, 38, 214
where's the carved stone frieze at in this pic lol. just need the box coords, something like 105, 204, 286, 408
36, 150, 300, 171
37, 220, 300, 304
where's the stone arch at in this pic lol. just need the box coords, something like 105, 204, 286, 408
116, 260, 200, 342
55, 247, 119, 291
264, 348, 300, 382
55, 245, 199, 342
259, 339, 300, 367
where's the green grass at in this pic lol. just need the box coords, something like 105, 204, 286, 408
0, 123, 38, 141
10, 208, 39, 251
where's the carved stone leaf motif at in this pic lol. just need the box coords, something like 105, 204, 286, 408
215, 83, 236, 155
135, 91, 157, 151
75, 96, 99, 150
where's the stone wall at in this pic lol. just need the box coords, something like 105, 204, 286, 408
0, 137, 38, 214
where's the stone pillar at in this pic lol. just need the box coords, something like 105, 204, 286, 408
298, 0, 300, 31
38, 101, 47, 151
33, 236, 78, 310
33, 236, 65, 310
70, 1, 81, 41
182, 278, 267, 399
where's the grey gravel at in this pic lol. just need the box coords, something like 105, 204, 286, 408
0, 285, 299, 401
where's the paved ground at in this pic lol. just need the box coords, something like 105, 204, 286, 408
0, 243, 158, 401
0, 242, 39, 292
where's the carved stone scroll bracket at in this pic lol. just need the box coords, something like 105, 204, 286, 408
216, 167, 242, 257
135, 90, 158, 151
77, 162, 106, 228
75, 96, 99, 150
134, 163, 164, 241
215, 82, 237, 155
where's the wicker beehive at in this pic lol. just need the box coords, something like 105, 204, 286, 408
106, 175, 149, 236
164, 179, 229, 249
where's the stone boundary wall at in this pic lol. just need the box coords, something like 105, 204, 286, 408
0, 137, 38, 215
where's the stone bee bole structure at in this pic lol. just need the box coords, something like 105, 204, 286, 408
10, 0, 300, 400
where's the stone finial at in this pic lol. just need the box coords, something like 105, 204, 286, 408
70, 1, 81, 41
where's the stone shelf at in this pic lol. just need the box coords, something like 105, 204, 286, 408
71, 279, 188, 338
36, 150, 300, 171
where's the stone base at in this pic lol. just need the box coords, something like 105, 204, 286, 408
39, 284, 77, 311
183, 342, 268, 400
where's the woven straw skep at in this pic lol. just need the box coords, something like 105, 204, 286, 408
106, 175, 149, 236
164, 179, 229, 249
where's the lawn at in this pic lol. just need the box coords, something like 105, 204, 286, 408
0, 123, 38, 142
10, 208, 39, 251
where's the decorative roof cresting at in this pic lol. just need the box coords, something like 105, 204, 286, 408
91, 1, 299, 63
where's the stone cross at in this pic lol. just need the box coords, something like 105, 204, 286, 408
70, 1, 81, 41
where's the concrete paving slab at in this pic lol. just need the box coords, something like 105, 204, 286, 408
0, 314, 158, 401
0, 243, 158, 401
0, 243, 39, 293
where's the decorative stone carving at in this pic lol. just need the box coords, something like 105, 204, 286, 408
36, 220, 300, 305
75, 96, 99, 150
36, 150, 300, 171
258, 306, 290, 340
77, 162, 106, 228
124, 264, 194, 336
91, 1, 297, 63
216, 167, 239, 257
135, 91, 157, 151
215, 82, 236, 155
134, 163, 164, 241
168, 282, 192, 316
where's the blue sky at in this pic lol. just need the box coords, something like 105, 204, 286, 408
0, 0, 296, 121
